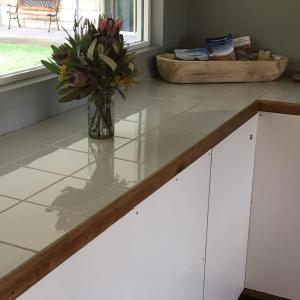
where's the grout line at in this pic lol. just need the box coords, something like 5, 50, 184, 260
22, 199, 91, 218
14, 163, 75, 177
0, 96, 233, 175
0, 201, 22, 214
50, 130, 88, 146
0, 102, 241, 211
0, 240, 38, 254
21, 176, 71, 202
0, 193, 22, 201
114, 100, 210, 144
0, 193, 22, 202
67, 154, 161, 179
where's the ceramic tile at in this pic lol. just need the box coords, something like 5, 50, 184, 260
265, 79, 300, 94
122, 106, 178, 128
162, 104, 237, 135
55, 132, 130, 156
140, 126, 205, 148
119, 93, 204, 114
0, 165, 63, 200
10, 119, 80, 145
0, 243, 35, 279
0, 202, 86, 251
51, 106, 88, 130
72, 158, 158, 189
27, 177, 126, 216
114, 119, 150, 139
0, 78, 299, 282
114, 105, 143, 120
115, 93, 166, 108
126, 79, 227, 101
16, 147, 95, 176
113, 139, 188, 167
261, 91, 300, 104
0, 136, 46, 166
201, 83, 271, 109
0, 196, 19, 213
53, 105, 122, 130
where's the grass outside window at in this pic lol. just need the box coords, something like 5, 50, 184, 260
0, 43, 52, 75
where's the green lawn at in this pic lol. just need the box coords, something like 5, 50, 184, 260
0, 43, 52, 75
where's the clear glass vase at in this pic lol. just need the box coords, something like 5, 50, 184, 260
88, 89, 115, 139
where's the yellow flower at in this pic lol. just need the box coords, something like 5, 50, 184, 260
122, 78, 135, 90
111, 76, 121, 88
59, 65, 68, 81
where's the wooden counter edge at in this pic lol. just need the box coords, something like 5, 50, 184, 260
0, 99, 299, 299
242, 288, 290, 300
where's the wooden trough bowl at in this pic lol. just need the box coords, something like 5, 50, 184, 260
156, 53, 289, 83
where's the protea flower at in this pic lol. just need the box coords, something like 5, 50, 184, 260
98, 16, 107, 33
106, 18, 114, 35
69, 70, 92, 88
52, 45, 73, 66
112, 18, 123, 36
97, 17, 123, 37
41, 15, 136, 104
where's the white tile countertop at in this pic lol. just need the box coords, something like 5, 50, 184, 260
0, 78, 300, 293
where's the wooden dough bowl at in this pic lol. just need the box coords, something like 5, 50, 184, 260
156, 53, 289, 83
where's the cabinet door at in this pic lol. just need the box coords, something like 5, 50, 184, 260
204, 116, 258, 300
132, 151, 211, 300
246, 113, 300, 300
19, 152, 211, 300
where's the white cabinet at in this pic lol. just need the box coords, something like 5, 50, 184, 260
204, 116, 258, 300
18, 114, 261, 300
19, 152, 211, 300
246, 112, 300, 300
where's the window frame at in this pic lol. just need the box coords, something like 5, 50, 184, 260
0, 0, 151, 86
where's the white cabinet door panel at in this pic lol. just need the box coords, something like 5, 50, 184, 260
246, 112, 300, 300
19, 152, 211, 300
204, 116, 258, 300
133, 151, 211, 300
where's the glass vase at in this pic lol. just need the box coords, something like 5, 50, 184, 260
88, 89, 115, 139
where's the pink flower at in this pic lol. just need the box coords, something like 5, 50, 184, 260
115, 19, 124, 32
111, 19, 123, 35
97, 16, 124, 37
98, 16, 107, 32
107, 18, 114, 34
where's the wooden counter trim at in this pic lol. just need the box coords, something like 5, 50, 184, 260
0, 100, 299, 299
259, 99, 300, 116
242, 288, 290, 300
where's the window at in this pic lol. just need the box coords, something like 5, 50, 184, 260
0, 0, 150, 79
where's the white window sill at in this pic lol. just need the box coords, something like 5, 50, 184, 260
0, 67, 57, 93
0, 44, 162, 94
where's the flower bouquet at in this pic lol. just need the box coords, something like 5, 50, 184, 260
41, 16, 137, 139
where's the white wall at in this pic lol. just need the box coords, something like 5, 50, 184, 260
0, 78, 85, 136
186, 0, 300, 72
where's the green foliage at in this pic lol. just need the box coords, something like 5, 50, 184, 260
41, 60, 60, 75
41, 16, 137, 103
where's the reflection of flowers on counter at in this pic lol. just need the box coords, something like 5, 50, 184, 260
26, 140, 157, 230
41, 176, 126, 232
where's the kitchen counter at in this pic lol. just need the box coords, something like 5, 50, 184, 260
0, 78, 300, 299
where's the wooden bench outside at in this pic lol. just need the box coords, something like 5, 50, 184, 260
7, 0, 60, 33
